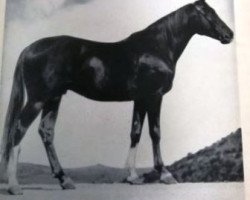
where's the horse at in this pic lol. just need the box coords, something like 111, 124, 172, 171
0, 0, 233, 195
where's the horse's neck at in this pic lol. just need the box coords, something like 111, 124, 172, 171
147, 5, 195, 64
167, 25, 194, 64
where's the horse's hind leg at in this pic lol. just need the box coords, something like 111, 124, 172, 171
7, 145, 21, 195
125, 100, 146, 182
38, 97, 75, 190
7, 101, 44, 195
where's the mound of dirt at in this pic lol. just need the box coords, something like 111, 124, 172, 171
168, 128, 244, 182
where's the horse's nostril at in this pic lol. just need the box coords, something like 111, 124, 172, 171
223, 31, 233, 41
227, 31, 234, 39
220, 32, 233, 44
224, 32, 233, 40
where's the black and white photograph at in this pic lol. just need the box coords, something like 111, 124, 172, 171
0, 0, 245, 199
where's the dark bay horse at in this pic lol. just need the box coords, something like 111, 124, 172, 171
0, 0, 233, 195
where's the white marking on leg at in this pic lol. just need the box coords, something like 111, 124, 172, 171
7, 145, 20, 187
160, 168, 177, 184
160, 171, 172, 180
125, 145, 138, 180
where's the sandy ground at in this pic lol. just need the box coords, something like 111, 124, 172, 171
0, 183, 244, 200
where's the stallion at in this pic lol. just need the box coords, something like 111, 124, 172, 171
0, 0, 233, 195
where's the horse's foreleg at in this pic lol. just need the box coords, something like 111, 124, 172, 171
125, 100, 146, 182
38, 97, 75, 190
7, 101, 43, 195
147, 96, 177, 184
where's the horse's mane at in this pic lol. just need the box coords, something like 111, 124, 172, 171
128, 4, 194, 40
147, 4, 193, 30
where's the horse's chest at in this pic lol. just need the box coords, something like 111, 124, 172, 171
136, 54, 175, 95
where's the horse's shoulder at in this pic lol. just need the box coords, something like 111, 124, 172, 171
137, 53, 173, 75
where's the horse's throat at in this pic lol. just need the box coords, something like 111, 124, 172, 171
169, 33, 194, 64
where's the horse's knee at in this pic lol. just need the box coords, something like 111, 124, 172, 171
150, 126, 161, 143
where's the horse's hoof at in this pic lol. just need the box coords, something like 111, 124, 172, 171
126, 174, 139, 182
61, 177, 76, 190
160, 173, 178, 184
8, 185, 23, 195
127, 176, 145, 185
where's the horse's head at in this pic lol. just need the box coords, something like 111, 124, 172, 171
192, 0, 233, 44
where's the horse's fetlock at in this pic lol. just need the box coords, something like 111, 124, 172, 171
154, 164, 164, 172
54, 170, 65, 182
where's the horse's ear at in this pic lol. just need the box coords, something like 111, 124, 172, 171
194, 0, 205, 7
195, 0, 205, 5
194, 0, 206, 13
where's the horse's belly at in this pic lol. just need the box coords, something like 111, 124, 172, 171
70, 83, 134, 102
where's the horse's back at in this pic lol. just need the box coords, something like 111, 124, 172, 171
18, 36, 136, 101
18, 35, 174, 102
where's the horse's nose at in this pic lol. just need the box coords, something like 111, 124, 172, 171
221, 30, 234, 44
224, 30, 233, 40
228, 30, 234, 39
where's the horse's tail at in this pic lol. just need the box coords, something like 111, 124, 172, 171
0, 60, 24, 174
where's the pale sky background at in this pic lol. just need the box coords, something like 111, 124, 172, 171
0, 0, 239, 168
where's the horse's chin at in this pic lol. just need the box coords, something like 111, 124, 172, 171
220, 37, 233, 44
220, 40, 230, 44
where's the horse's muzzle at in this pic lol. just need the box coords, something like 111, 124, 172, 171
220, 31, 234, 44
